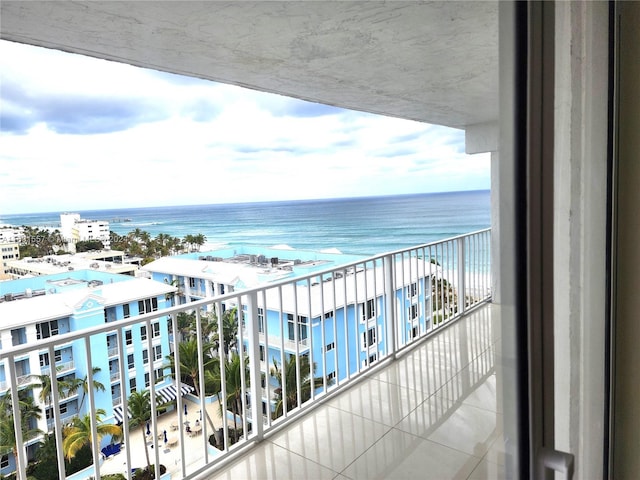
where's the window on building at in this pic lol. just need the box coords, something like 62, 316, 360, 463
1, 454, 10, 469
261, 373, 266, 388
138, 298, 158, 314
155, 368, 163, 381
189, 277, 196, 288
129, 377, 136, 393
39, 353, 49, 368
153, 345, 162, 361
104, 307, 116, 323
360, 299, 376, 322
407, 282, 418, 298
258, 308, 265, 333
324, 311, 334, 319
411, 325, 419, 339
123, 303, 130, 318
36, 320, 59, 339
259, 345, 265, 362
59, 403, 68, 415
287, 314, 308, 341
142, 350, 149, 364
362, 326, 377, 349
127, 354, 135, 370
11, 327, 26, 346
152, 322, 161, 337
125, 330, 133, 345
362, 352, 378, 368
219, 284, 225, 295
140, 325, 147, 341
144, 372, 150, 388
327, 371, 336, 381
324, 342, 336, 352
409, 304, 419, 320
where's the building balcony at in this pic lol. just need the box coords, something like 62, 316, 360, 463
1, 230, 493, 479
41, 360, 75, 376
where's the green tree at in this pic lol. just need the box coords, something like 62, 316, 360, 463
61, 409, 121, 462
75, 240, 104, 252
127, 390, 169, 473
209, 307, 239, 355
165, 339, 217, 432
28, 372, 72, 432
65, 367, 106, 412
175, 311, 196, 341
0, 391, 43, 474
270, 354, 327, 419
205, 354, 249, 442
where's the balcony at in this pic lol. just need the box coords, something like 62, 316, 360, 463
41, 360, 75, 376
210, 304, 501, 480
1, 230, 493, 479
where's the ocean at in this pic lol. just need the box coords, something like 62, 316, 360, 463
0, 190, 490, 256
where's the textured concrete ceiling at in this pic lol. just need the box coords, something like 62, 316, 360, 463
0, 1, 498, 129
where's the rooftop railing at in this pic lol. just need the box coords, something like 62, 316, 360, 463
0, 229, 491, 480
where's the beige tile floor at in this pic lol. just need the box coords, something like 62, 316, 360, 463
207, 304, 505, 480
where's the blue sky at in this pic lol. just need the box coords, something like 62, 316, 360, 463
0, 40, 489, 215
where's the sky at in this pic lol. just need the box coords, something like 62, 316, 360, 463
0, 40, 490, 215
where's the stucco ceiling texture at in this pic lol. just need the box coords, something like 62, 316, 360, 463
0, 1, 499, 129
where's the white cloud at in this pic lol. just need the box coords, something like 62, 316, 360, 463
0, 40, 489, 215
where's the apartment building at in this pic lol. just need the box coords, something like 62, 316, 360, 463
0, 243, 19, 278
60, 213, 111, 253
144, 246, 445, 417
0, 270, 176, 475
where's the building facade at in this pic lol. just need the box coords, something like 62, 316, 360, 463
60, 213, 111, 253
144, 246, 436, 418
0, 270, 176, 475
0, 243, 19, 278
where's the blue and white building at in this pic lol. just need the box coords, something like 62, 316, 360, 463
144, 246, 436, 417
0, 270, 177, 474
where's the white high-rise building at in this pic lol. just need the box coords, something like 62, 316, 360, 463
60, 213, 110, 253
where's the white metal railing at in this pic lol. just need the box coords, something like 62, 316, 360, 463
0, 229, 491, 480
41, 360, 75, 375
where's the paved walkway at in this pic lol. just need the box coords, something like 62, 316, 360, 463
100, 395, 229, 478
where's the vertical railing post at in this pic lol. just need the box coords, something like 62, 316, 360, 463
246, 291, 264, 441
48, 345, 66, 480
83, 338, 101, 480
457, 236, 466, 316
383, 254, 397, 358
7, 356, 26, 480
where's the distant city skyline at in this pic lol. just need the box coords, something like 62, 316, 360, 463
0, 40, 490, 215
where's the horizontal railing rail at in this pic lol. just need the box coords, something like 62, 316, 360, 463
0, 229, 491, 480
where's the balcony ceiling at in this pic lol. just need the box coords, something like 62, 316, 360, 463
0, 1, 498, 129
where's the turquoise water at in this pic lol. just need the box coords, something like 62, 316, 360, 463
1, 190, 490, 255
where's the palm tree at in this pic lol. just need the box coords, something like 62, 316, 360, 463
270, 354, 327, 419
127, 390, 169, 473
62, 409, 121, 462
175, 311, 196, 341
28, 372, 72, 432
165, 339, 218, 432
0, 391, 43, 473
209, 307, 239, 355
193, 233, 206, 251
65, 367, 105, 412
206, 354, 248, 442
